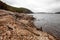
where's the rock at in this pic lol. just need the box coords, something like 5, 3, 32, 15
0, 10, 56, 40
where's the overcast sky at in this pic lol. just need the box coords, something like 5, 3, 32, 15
1, 0, 60, 13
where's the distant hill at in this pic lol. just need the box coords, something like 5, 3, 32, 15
55, 12, 60, 14
0, 1, 33, 13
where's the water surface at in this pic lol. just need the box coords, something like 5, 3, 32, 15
28, 14, 60, 39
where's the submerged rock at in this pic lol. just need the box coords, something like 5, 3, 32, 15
0, 10, 56, 40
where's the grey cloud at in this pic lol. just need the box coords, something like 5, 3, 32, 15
1, 0, 60, 13
52, 8, 60, 12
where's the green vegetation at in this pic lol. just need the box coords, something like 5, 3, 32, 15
0, 1, 33, 13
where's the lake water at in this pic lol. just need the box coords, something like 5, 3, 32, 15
28, 14, 60, 39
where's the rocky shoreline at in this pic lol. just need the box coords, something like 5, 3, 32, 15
0, 10, 56, 40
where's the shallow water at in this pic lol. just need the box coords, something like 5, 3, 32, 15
28, 14, 60, 39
